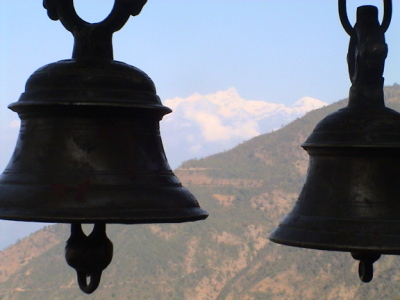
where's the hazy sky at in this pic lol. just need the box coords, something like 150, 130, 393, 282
0, 1, 399, 248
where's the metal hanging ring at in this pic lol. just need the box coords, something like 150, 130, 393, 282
43, 0, 147, 58
338, 0, 392, 35
43, 0, 147, 32
381, 0, 392, 32
77, 271, 103, 294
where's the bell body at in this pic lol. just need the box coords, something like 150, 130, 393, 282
270, 95, 400, 254
0, 58, 208, 223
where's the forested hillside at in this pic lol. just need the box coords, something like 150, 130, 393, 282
0, 84, 400, 299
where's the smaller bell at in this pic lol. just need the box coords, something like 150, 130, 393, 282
270, 3, 396, 282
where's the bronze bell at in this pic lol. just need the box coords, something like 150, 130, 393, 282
0, 54, 207, 224
270, 1, 396, 282
0, 0, 207, 293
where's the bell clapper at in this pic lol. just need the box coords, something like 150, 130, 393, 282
65, 223, 114, 294
351, 252, 381, 283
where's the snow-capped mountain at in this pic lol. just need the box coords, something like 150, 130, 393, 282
0, 88, 326, 250
0, 88, 327, 173
161, 88, 327, 168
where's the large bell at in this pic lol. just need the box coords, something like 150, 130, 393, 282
0, 1, 207, 293
0, 59, 207, 224
270, 2, 396, 282
0, 1, 208, 224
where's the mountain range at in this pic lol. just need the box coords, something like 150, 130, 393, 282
161, 87, 326, 168
0, 84, 399, 299
0, 88, 325, 250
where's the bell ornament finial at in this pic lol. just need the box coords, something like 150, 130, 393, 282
43, 0, 147, 59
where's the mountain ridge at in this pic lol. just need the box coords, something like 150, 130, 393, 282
162, 87, 326, 168
0, 87, 326, 251
0, 84, 400, 299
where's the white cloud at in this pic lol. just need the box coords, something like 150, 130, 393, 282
161, 88, 327, 168
192, 111, 259, 142
189, 144, 202, 154
8, 120, 20, 128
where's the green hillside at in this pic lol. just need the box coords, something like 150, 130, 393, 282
0, 84, 400, 299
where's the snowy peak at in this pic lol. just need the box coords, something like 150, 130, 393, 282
161, 88, 327, 168
291, 97, 327, 111
165, 89, 326, 122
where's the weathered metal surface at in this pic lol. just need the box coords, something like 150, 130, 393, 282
0, 0, 207, 224
0, 0, 208, 293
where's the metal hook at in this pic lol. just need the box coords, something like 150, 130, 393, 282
338, 0, 392, 35
339, 0, 355, 36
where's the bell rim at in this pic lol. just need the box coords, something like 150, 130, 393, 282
0, 207, 208, 224
270, 213, 400, 255
0, 179, 208, 224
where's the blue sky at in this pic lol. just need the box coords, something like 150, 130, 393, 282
0, 1, 399, 248
1, 1, 399, 110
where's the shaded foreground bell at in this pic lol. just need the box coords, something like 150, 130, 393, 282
0, 0, 208, 293
0, 57, 208, 224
